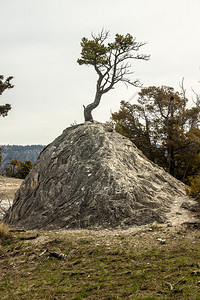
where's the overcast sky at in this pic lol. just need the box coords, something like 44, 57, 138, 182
1, 0, 200, 145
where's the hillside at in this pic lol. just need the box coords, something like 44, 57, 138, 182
0, 145, 45, 169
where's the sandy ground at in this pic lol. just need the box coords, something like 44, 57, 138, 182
165, 194, 198, 226
0, 176, 23, 219
0, 176, 199, 228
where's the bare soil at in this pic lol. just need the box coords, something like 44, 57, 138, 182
0, 176, 23, 219
0, 176, 22, 199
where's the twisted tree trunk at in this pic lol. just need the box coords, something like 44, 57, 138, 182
83, 93, 102, 122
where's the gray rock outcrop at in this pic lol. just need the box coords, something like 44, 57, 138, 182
4, 122, 187, 230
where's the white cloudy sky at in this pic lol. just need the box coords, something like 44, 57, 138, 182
1, 0, 200, 145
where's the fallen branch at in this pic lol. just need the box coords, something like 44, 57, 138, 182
48, 250, 67, 260
39, 248, 67, 260
174, 277, 185, 287
19, 234, 39, 240
165, 281, 173, 291
165, 277, 185, 292
39, 249, 48, 257
10, 229, 26, 232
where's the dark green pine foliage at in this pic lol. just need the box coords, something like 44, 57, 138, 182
5, 159, 33, 179
0, 75, 14, 117
112, 86, 200, 182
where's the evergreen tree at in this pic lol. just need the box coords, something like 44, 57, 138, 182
0, 75, 14, 165
112, 86, 200, 181
0, 75, 14, 117
5, 159, 33, 179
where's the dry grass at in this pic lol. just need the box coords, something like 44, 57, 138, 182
0, 225, 200, 299
0, 222, 12, 243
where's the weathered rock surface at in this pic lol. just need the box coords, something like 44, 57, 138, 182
4, 122, 188, 230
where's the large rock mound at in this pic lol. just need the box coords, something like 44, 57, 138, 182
4, 122, 187, 230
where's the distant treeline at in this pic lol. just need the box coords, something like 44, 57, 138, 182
0, 145, 45, 169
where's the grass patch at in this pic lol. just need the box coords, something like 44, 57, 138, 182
0, 227, 199, 299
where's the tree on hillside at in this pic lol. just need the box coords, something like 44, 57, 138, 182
112, 86, 200, 181
77, 29, 150, 122
0, 75, 14, 117
5, 159, 33, 179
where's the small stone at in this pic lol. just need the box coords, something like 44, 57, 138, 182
191, 270, 200, 276
157, 238, 166, 244
147, 228, 153, 231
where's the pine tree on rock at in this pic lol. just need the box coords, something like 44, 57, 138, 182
77, 29, 149, 122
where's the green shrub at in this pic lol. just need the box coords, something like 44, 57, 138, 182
186, 173, 200, 199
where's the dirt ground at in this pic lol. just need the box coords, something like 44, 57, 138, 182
0, 176, 23, 219
0, 176, 23, 198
